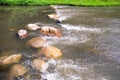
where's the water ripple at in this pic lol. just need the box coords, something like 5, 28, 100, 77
60, 24, 102, 33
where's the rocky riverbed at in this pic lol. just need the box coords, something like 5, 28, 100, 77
0, 5, 120, 80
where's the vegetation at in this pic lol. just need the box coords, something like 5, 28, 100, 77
0, 0, 120, 6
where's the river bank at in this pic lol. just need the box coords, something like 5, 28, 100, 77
0, 0, 120, 6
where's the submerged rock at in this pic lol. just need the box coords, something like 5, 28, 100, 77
17, 29, 28, 39
9, 64, 28, 80
0, 54, 22, 67
26, 23, 41, 30
38, 46, 62, 59
10, 28, 16, 31
39, 26, 62, 37
27, 37, 46, 48
25, 73, 42, 80
32, 58, 47, 71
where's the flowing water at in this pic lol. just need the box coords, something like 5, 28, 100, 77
0, 5, 120, 80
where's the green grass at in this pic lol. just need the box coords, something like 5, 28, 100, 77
0, 0, 120, 6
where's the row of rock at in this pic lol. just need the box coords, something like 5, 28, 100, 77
2, 6, 63, 80
18, 23, 62, 39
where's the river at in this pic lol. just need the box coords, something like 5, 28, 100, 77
0, 5, 120, 80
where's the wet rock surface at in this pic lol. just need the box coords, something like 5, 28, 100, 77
9, 64, 28, 80
48, 13, 61, 23
26, 23, 41, 30
25, 73, 42, 80
17, 29, 28, 39
38, 46, 62, 59
0, 54, 22, 67
27, 37, 46, 48
39, 26, 62, 37
32, 58, 47, 71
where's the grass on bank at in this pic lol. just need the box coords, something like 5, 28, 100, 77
0, 0, 120, 6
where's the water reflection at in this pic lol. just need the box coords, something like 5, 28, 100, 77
0, 6, 54, 52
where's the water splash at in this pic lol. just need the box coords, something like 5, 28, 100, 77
41, 34, 89, 46
60, 24, 101, 33
44, 59, 108, 80
55, 8, 76, 21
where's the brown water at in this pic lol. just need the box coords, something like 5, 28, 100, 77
0, 5, 120, 80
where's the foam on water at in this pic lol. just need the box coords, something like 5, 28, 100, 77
20, 56, 109, 80
55, 10, 72, 21
45, 59, 108, 80
42, 34, 89, 46
45, 59, 81, 80
60, 24, 101, 33
55, 8, 77, 21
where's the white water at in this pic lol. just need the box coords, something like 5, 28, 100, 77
60, 24, 101, 32
43, 5, 120, 80
0, 5, 119, 80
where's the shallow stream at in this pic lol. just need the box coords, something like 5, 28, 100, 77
0, 5, 120, 80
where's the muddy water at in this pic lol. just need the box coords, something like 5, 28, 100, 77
0, 5, 120, 80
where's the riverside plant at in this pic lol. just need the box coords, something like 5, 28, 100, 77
0, 0, 120, 6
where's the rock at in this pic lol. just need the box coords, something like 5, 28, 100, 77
9, 64, 28, 80
25, 72, 47, 80
39, 26, 62, 37
32, 58, 47, 71
27, 37, 46, 48
26, 23, 41, 30
17, 29, 28, 39
38, 46, 62, 59
0, 54, 22, 66
50, 5, 57, 9
25, 73, 42, 80
48, 13, 61, 23
48, 27, 62, 37
39, 26, 49, 36
48, 13, 58, 20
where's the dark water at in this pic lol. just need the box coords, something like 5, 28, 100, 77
0, 5, 120, 80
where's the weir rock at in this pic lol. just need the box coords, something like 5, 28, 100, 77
0, 54, 22, 67
27, 37, 46, 48
9, 64, 28, 80
48, 13, 61, 23
32, 58, 47, 71
26, 23, 41, 30
38, 46, 62, 59
39, 26, 62, 37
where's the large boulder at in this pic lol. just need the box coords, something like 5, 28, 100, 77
39, 26, 62, 37
38, 46, 62, 59
27, 37, 46, 48
9, 64, 28, 80
26, 23, 41, 30
32, 58, 47, 71
0, 54, 22, 67
17, 29, 28, 39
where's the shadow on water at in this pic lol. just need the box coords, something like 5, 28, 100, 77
0, 5, 120, 80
